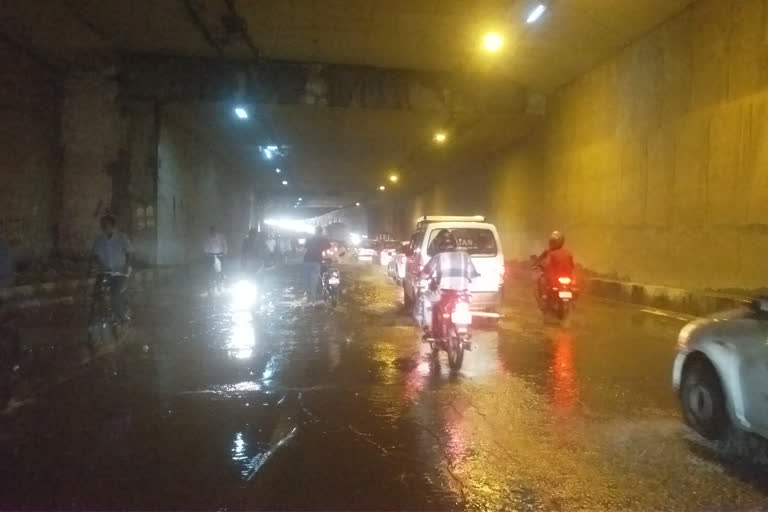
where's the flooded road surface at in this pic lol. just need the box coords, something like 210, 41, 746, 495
1, 263, 767, 510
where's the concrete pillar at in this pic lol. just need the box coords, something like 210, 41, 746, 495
57, 68, 160, 262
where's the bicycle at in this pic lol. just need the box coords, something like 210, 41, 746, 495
87, 271, 130, 354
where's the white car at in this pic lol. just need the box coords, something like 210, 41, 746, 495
403, 216, 505, 313
375, 240, 400, 267
672, 299, 768, 440
355, 240, 376, 261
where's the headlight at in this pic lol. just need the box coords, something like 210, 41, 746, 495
231, 279, 258, 310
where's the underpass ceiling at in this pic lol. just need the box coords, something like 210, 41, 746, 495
2, 0, 697, 209
2, 0, 696, 90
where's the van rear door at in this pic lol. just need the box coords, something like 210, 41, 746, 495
424, 226, 503, 292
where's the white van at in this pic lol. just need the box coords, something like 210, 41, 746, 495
402, 216, 504, 313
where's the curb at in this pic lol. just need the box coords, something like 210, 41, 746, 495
0, 267, 178, 311
503, 261, 751, 318
586, 278, 751, 318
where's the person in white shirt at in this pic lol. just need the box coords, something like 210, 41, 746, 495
204, 226, 228, 289
204, 225, 228, 256
90, 214, 133, 321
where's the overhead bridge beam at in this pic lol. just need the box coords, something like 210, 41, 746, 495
119, 54, 529, 114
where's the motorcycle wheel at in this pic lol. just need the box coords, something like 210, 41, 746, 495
446, 327, 464, 372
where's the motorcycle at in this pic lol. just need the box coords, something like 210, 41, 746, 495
321, 264, 341, 308
418, 280, 473, 371
534, 263, 577, 321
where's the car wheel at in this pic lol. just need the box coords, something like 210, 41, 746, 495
680, 357, 729, 440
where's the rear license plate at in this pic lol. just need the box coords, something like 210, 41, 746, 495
558, 291, 573, 299
329, 278, 340, 285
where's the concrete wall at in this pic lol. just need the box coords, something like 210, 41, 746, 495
408, 0, 768, 291
0, 41, 60, 260
536, 0, 768, 289
157, 107, 252, 265
57, 70, 124, 257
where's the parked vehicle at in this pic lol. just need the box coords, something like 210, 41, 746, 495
673, 298, 768, 441
418, 279, 472, 371
403, 216, 504, 314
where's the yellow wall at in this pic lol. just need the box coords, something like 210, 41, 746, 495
413, 0, 768, 290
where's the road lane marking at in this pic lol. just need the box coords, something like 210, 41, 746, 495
640, 308, 697, 322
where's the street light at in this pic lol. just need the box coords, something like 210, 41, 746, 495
434, 132, 447, 144
275, 168, 281, 173
526, 3, 547, 24
379, 185, 386, 191
234, 106, 248, 119
483, 32, 503, 52
389, 174, 399, 183
356, 202, 361, 206
282, 180, 288, 186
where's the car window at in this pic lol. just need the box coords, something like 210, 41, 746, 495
409, 231, 424, 254
426, 228, 498, 256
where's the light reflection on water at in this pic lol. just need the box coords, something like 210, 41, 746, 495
231, 431, 247, 462
227, 311, 255, 359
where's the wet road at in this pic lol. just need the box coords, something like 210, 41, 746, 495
1, 263, 767, 510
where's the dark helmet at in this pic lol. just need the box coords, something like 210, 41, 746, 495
549, 230, 565, 250
435, 229, 457, 252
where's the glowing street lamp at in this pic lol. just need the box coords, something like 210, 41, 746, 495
526, 3, 547, 24
234, 106, 248, 119
434, 132, 447, 144
483, 32, 503, 52
379, 185, 386, 191
389, 174, 399, 183
282, 180, 288, 186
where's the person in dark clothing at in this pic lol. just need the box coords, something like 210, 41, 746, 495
303, 226, 331, 303
537, 230, 575, 299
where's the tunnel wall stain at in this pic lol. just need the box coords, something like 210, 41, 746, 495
411, 0, 768, 291
0, 39, 60, 261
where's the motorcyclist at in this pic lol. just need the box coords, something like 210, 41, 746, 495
304, 226, 331, 304
419, 229, 479, 338
537, 230, 575, 299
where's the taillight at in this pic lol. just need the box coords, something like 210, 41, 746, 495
451, 301, 472, 325
558, 277, 572, 285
